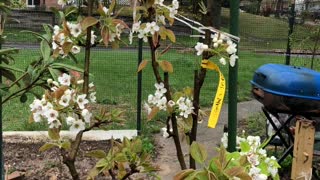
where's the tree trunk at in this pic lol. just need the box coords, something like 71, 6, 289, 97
189, 0, 222, 169
207, 0, 222, 28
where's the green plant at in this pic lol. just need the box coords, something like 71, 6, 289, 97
175, 135, 281, 180
87, 137, 158, 179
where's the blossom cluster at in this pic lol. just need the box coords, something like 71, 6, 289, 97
52, 23, 96, 57
130, 0, 179, 43
195, 33, 239, 67
30, 73, 96, 133
144, 82, 194, 119
221, 133, 280, 180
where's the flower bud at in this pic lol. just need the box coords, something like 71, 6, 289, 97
52, 81, 59, 87
77, 80, 84, 84
47, 79, 53, 84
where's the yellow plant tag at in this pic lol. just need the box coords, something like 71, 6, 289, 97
201, 60, 226, 128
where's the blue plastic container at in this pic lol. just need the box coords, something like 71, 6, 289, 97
251, 64, 320, 101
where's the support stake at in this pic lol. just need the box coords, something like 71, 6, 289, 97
291, 118, 315, 180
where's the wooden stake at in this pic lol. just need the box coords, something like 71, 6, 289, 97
291, 118, 315, 180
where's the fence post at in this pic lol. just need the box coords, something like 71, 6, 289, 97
137, 39, 142, 136
228, 0, 239, 152
0, 32, 3, 180
285, 1, 295, 65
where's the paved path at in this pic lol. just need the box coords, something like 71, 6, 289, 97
155, 100, 263, 179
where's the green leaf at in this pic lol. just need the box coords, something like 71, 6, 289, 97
109, 0, 116, 12
61, 140, 71, 150
185, 170, 208, 180
96, 158, 109, 168
0, 64, 24, 72
147, 106, 159, 120
48, 67, 59, 82
39, 143, 57, 152
86, 150, 107, 159
65, 6, 78, 17
159, 60, 173, 73
240, 141, 250, 152
2, 69, 16, 82
166, 29, 176, 43
51, 63, 84, 73
41, 40, 51, 62
21, 30, 50, 44
81, 16, 99, 31
137, 60, 148, 72
0, 48, 19, 55
123, 137, 130, 148
114, 152, 127, 162
87, 167, 100, 180
174, 169, 195, 180
19, 93, 27, 103
48, 128, 60, 140
131, 138, 142, 153
190, 142, 207, 164
67, 52, 78, 64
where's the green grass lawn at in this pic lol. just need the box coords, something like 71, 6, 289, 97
3, 46, 309, 131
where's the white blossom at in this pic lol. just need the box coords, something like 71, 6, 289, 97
219, 57, 226, 65
247, 153, 260, 166
77, 80, 84, 84
33, 112, 43, 122
67, 22, 82, 38
229, 54, 238, 67
89, 92, 96, 103
177, 97, 194, 118
138, 29, 148, 42
44, 109, 59, 122
102, 7, 109, 15
81, 109, 92, 123
71, 45, 81, 54
221, 133, 228, 148
226, 43, 237, 54
132, 21, 141, 33
57, 0, 67, 7
155, 0, 164, 5
195, 42, 208, 56
143, 103, 152, 115
30, 99, 43, 112
129, 31, 133, 44
66, 116, 75, 125
89, 82, 95, 88
145, 22, 160, 35
52, 81, 60, 87
167, 100, 175, 107
158, 15, 166, 25
91, 31, 97, 45
58, 73, 71, 86
69, 120, 85, 133
49, 119, 62, 129
155, 82, 167, 96
161, 127, 172, 138
76, 94, 89, 109
169, 7, 178, 18
47, 78, 53, 85
53, 25, 60, 35
157, 96, 167, 110
172, 0, 179, 9
59, 94, 71, 107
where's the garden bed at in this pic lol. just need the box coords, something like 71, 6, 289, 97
4, 136, 112, 179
